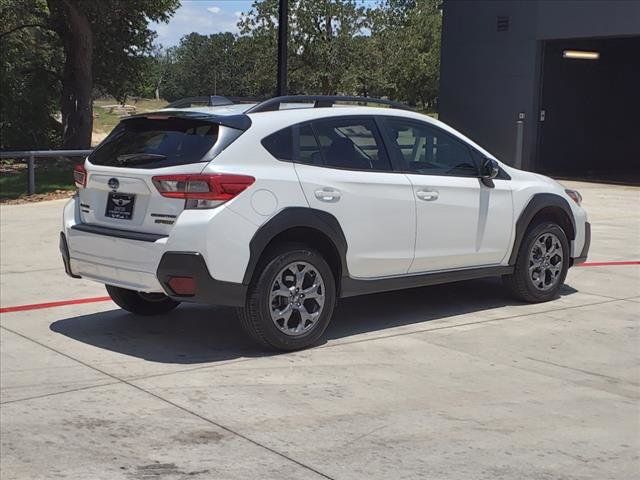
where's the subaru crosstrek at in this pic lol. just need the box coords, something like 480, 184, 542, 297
60, 95, 590, 350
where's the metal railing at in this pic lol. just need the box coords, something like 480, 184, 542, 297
0, 150, 92, 195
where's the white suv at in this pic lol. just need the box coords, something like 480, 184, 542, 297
61, 95, 590, 350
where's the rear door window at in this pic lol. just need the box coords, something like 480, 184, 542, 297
89, 117, 219, 169
262, 118, 392, 172
312, 117, 392, 171
296, 124, 323, 166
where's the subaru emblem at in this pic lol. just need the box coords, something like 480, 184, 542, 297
108, 178, 119, 191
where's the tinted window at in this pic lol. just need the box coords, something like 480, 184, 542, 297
297, 124, 322, 165
90, 117, 219, 169
262, 124, 322, 165
312, 117, 391, 171
262, 127, 293, 161
385, 118, 478, 177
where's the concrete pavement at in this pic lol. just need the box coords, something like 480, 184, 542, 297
0, 181, 638, 479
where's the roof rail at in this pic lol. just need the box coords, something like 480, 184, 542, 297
165, 95, 234, 109
244, 95, 412, 114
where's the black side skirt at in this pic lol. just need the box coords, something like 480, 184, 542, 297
340, 265, 514, 298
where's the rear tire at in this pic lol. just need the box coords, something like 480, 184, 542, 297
237, 245, 336, 351
106, 285, 180, 316
502, 221, 569, 303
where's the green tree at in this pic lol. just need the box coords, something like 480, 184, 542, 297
0, 0, 179, 149
0, 0, 62, 148
371, 0, 442, 107
238, 0, 369, 96
162, 32, 243, 101
46, 0, 179, 147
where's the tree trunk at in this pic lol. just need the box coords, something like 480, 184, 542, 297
49, 0, 93, 149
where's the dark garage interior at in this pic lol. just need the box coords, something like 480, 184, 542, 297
537, 36, 640, 182
439, 0, 640, 185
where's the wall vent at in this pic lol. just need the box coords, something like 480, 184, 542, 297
497, 16, 509, 32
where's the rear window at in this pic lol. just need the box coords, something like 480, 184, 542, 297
89, 117, 219, 169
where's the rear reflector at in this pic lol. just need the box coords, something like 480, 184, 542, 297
167, 276, 196, 296
152, 174, 255, 205
73, 163, 87, 188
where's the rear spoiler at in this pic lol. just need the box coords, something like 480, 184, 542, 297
124, 110, 252, 131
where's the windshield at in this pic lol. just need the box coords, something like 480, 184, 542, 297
89, 117, 219, 169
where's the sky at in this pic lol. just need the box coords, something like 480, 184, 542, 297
150, 0, 255, 47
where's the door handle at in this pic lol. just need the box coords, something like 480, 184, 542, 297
416, 190, 439, 201
314, 188, 341, 202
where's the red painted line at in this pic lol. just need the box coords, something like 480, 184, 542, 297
0, 296, 111, 314
577, 261, 640, 267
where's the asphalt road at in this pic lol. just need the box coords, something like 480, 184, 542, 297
1, 181, 638, 480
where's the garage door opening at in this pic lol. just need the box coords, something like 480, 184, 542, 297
536, 36, 640, 184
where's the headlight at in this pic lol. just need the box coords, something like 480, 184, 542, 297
565, 189, 582, 206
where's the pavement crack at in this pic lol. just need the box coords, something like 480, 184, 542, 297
342, 424, 387, 447
1, 381, 121, 405
524, 356, 640, 387
0, 324, 336, 480
318, 296, 633, 351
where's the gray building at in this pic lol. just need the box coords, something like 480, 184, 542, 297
439, 0, 640, 181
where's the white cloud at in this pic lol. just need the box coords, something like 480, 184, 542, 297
150, 1, 253, 47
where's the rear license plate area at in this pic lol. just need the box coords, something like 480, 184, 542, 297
105, 192, 135, 220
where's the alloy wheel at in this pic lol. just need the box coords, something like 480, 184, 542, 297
528, 232, 563, 291
269, 261, 325, 336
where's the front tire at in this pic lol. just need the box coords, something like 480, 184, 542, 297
503, 221, 569, 303
238, 245, 336, 351
106, 285, 180, 316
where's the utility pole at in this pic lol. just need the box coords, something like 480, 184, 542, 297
276, 0, 288, 97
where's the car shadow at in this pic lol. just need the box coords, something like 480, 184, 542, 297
50, 278, 578, 364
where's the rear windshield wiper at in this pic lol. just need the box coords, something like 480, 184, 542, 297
116, 153, 167, 167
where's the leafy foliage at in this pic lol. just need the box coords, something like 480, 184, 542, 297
0, 0, 63, 148
1, 0, 178, 149
157, 0, 441, 108
85, 0, 179, 105
1, 0, 441, 150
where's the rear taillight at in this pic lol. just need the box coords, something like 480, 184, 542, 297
152, 173, 255, 209
73, 163, 86, 188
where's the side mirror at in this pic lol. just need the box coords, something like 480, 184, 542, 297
480, 158, 499, 187
481, 158, 500, 179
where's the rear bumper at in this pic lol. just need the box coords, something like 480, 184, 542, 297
572, 221, 591, 265
61, 197, 247, 306
59, 232, 81, 279
61, 232, 247, 306
156, 252, 246, 306
63, 223, 166, 292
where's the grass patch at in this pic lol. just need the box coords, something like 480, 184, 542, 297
131, 98, 168, 112
0, 160, 76, 200
93, 106, 121, 134
92, 98, 168, 141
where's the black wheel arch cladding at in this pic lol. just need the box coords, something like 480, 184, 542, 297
509, 193, 576, 266
242, 207, 349, 286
